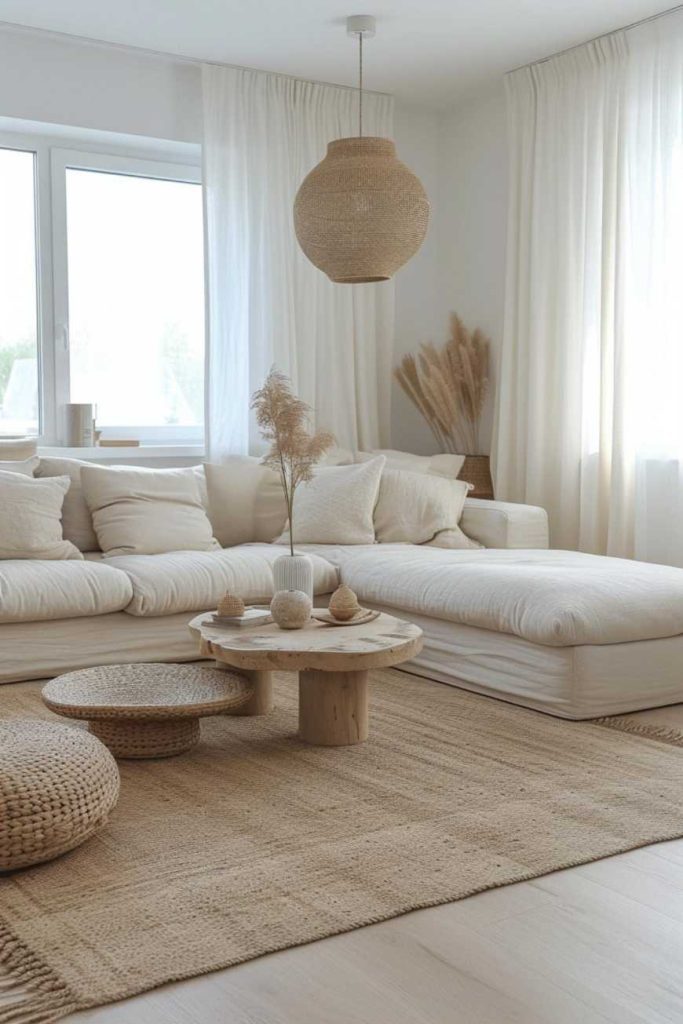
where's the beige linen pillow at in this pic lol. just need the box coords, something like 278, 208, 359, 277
0, 456, 38, 476
36, 456, 99, 552
277, 457, 385, 546
0, 437, 37, 461
81, 465, 219, 557
357, 449, 466, 479
374, 468, 480, 548
0, 471, 83, 560
204, 458, 287, 547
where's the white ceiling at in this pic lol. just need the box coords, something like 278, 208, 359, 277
0, 0, 672, 106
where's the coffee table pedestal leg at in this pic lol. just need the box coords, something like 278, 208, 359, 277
89, 717, 200, 759
299, 669, 369, 746
231, 669, 274, 716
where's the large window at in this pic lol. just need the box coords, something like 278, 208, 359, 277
0, 148, 39, 436
0, 134, 204, 445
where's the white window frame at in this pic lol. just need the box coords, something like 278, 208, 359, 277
0, 129, 204, 447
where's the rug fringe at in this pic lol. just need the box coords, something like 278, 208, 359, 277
595, 716, 683, 748
0, 920, 79, 1024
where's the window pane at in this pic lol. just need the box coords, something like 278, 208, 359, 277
0, 148, 39, 436
65, 169, 204, 436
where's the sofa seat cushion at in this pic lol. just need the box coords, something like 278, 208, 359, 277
299, 544, 683, 647
109, 545, 339, 617
0, 560, 133, 623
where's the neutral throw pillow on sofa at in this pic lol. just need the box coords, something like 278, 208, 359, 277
204, 458, 288, 547
36, 456, 100, 552
0, 471, 83, 560
277, 457, 385, 546
81, 465, 219, 557
374, 468, 480, 548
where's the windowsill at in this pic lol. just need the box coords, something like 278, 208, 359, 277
38, 445, 205, 461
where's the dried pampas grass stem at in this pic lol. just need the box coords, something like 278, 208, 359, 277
395, 314, 490, 454
251, 369, 334, 555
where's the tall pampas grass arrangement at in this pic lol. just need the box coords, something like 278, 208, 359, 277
251, 368, 334, 556
395, 314, 490, 455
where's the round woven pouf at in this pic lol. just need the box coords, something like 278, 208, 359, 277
0, 719, 120, 872
42, 663, 255, 759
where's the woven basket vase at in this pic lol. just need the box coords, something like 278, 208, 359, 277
294, 137, 430, 284
459, 455, 494, 500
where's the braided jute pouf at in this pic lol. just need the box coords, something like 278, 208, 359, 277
0, 719, 120, 872
42, 663, 254, 759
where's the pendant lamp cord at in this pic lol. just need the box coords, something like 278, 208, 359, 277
358, 30, 363, 137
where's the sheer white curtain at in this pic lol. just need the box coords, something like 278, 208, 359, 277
202, 65, 395, 459
494, 9, 683, 564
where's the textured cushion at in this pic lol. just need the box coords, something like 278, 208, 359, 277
333, 545, 683, 646
36, 456, 100, 552
357, 449, 466, 479
82, 465, 219, 557
0, 472, 82, 560
460, 499, 550, 550
0, 437, 37, 460
108, 544, 338, 616
0, 559, 132, 623
277, 457, 385, 546
374, 469, 479, 549
204, 458, 287, 547
0, 456, 38, 476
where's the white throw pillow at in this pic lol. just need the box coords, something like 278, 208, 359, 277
374, 468, 480, 549
357, 449, 466, 479
277, 457, 385, 546
0, 456, 38, 476
81, 465, 219, 557
204, 458, 288, 547
0, 472, 83, 560
36, 456, 100, 552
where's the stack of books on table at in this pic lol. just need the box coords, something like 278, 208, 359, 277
210, 608, 273, 628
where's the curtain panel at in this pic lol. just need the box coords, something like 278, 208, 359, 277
202, 65, 395, 459
494, 9, 683, 564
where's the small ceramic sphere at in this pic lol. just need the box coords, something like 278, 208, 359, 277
328, 584, 361, 621
270, 589, 312, 630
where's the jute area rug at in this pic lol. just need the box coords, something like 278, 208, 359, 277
3, 669, 683, 1023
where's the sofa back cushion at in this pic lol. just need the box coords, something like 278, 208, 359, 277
81, 465, 219, 557
0, 472, 83, 560
374, 469, 479, 548
357, 449, 465, 479
204, 458, 287, 547
0, 456, 38, 476
36, 456, 100, 552
277, 457, 385, 546
0, 437, 37, 461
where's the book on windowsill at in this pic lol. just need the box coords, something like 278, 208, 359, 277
210, 608, 273, 628
98, 439, 141, 447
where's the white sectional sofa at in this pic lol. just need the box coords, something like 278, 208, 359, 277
3, 454, 683, 721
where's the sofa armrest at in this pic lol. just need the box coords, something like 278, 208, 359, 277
461, 498, 549, 549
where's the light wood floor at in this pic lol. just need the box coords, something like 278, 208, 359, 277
68, 837, 683, 1024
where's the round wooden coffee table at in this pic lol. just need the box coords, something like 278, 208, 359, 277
42, 663, 254, 759
189, 611, 423, 746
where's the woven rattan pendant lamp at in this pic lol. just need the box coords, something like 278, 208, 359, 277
293, 15, 430, 284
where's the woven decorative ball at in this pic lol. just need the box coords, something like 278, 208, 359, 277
328, 584, 362, 621
217, 592, 245, 618
0, 719, 120, 872
270, 589, 312, 629
294, 137, 430, 284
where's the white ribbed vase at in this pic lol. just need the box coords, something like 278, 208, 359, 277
272, 554, 314, 602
